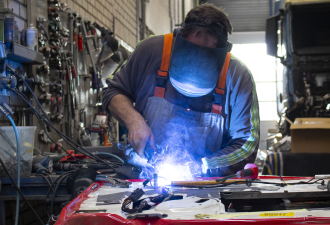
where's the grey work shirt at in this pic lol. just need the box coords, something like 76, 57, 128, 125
103, 35, 260, 169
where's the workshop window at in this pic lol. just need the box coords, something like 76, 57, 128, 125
231, 43, 278, 121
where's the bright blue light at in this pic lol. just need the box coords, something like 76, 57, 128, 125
170, 77, 214, 97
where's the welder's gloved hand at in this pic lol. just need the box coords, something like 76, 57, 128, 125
127, 150, 154, 168
127, 116, 155, 157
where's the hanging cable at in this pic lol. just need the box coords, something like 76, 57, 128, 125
8, 88, 113, 168
0, 157, 45, 225
93, 152, 124, 164
50, 172, 72, 215
0, 105, 21, 225
10, 88, 83, 162
45, 170, 75, 217
6, 65, 51, 123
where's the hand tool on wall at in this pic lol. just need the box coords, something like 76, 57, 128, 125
50, 96, 63, 123
49, 82, 62, 96
73, 14, 80, 86
39, 129, 52, 143
38, 33, 46, 47
36, 63, 50, 75
50, 45, 60, 56
78, 17, 99, 93
50, 113, 63, 124
35, 78, 49, 93
63, 51, 76, 139
49, 32, 61, 41
39, 46, 51, 57
69, 10, 79, 89
37, 17, 50, 40
49, 55, 62, 68
39, 92, 52, 104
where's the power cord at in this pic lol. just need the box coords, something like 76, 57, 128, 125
10, 87, 82, 162
8, 87, 116, 171
45, 170, 75, 218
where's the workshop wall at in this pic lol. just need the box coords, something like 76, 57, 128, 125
5, 0, 27, 30
0, 0, 190, 155
64, 0, 137, 48
145, 0, 194, 35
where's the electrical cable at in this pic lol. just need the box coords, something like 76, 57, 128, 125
45, 170, 75, 217
33, 147, 42, 155
10, 70, 51, 123
9, 88, 83, 162
50, 172, 72, 215
36, 174, 55, 192
0, 157, 45, 225
93, 152, 125, 164
6, 115, 20, 225
33, 106, 82, 162
9, 87, 116, 170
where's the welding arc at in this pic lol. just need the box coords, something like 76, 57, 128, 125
0, 157, 45, 225
7, 87, 117, 171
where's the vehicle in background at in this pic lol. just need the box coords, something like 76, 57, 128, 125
266, 0, 330, 136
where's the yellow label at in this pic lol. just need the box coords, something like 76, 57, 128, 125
23, 142, 33, 154
23, 142, 33, 147
260, 212, 294, 217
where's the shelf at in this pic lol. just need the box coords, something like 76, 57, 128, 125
6, 43, 43, 64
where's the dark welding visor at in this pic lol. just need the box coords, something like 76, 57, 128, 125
169, 33, 228, 97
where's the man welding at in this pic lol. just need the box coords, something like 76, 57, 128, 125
103, 3, 260, 177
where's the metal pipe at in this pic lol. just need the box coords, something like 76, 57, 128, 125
269, 0, 273, 16
169, 0, 173, 32
141, 0, 146, 40
80, 17, 97, 86
136, 0, 140, 43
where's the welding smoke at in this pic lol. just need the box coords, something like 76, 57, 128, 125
139, 114, 208, 183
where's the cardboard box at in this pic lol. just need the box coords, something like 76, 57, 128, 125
291, 118, 330, 153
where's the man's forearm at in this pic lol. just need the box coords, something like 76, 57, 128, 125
108, 94, 144, 130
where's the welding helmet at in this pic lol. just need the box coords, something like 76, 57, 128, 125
169, 29, 229, 97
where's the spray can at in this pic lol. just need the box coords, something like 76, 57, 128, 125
26, 23, 38, 51
21, 29, 26, 46
14, 24, 19, 44
4, 14, 14, 51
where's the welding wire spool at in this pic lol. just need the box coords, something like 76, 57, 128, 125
171, 179, 246, 186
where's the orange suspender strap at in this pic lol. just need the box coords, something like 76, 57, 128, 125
211, 52, 231, 114
154, 33, 173, 98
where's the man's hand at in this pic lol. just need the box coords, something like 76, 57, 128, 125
127, 117, 156, 157
108, 94, 156, 157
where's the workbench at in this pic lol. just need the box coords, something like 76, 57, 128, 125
55, 176, 330, 225
0, 175, 70, 225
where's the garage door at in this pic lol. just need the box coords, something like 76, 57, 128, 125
203, 0, 272, 32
